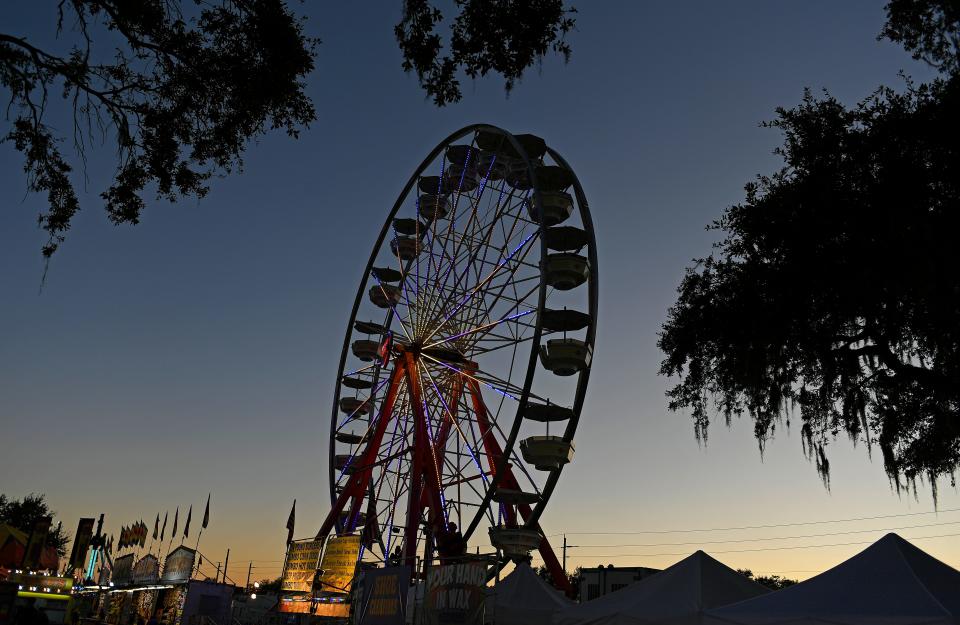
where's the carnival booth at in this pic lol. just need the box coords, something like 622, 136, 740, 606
705, 533, 960, 625
87, 546, 234, 625
0, 523, 60, 574
0, 522, 74, 623
485, 561, 572, 625
553, 551, 769, 625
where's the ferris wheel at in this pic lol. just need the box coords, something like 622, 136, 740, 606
314, 124, 597, 592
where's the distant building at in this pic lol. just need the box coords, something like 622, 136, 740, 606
579, 565, 660, 601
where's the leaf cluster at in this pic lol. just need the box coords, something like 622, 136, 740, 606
881, 0, 960, 74
1, 0, 317, 257
395, 0, 576, 106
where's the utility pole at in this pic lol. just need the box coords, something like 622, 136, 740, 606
562, 534, 579, 572
245, 562, 253, 590
223, 548, 230, 585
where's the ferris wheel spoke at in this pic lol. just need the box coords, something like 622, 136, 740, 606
421, 228, 540, 346
419, 180, 525, 336
417, 156, 487, 329
417, 362, 488, 485
426, 158, 505, 328
424, 308, 536, 348
460, 282, 540, 347
469, 333, 542, 358
459, 230, 541, 341
450, 221, 537, 336
415, 220, 487, 337
445, 191, 530, 324
440, 460, 489, 510
343, 362, 378, 378
472, 185, 527, 257
420, 354, 544, 404
418, 362, 496, 508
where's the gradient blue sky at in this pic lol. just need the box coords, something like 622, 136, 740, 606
2, 2, 957, 584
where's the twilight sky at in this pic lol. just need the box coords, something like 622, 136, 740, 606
2, 2, 957, 584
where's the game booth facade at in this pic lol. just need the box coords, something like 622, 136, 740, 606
74, 546, 233, 625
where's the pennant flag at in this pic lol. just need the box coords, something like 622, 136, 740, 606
153, 514, 160, 541
139, 521, 147, 547
183, 505, 192, 539
172, 507, 179, 538
161, 512, 168, 542
202, 494, 210, 529
286, 499, 296, 545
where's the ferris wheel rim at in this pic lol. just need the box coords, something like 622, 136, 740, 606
325, 124, 597, 559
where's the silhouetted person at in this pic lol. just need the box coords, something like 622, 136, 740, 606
437, 522, 467, 562
388, 545, 403, 566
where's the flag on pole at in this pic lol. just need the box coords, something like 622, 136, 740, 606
153, 514, 159, 540
172, 507, 179, 538
286, 499, 296, 545
160, 512, 168, 542
202, 494, 210, 529
183, 505, 192, 539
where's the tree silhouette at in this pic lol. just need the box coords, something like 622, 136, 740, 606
737, 569, 798, 591
1, 1, 576, 258
536, 564, 582, 600
255, 576, 282, 592
659, 1, 960, 497
0, 493, 70, 557
396, 0, 576, 106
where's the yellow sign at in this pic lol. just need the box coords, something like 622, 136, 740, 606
317, 535, 361, 595
280, 539, 323, 593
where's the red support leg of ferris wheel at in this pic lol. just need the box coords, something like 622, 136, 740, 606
465, 378, 572, 595
401, 352, 447, 569
316, 363, 404, 541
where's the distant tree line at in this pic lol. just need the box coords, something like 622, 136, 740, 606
736, 568, 798, 591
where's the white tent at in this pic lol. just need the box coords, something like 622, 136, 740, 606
706, 533, 960, 625
487, 561, 573, 625
553, 551, 769, 625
